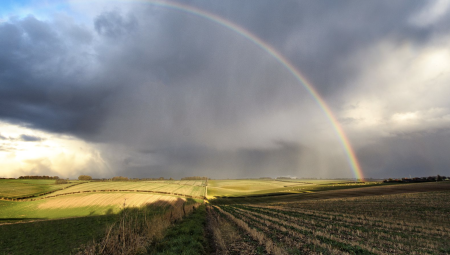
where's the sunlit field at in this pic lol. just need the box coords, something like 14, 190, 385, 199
207, 179, 382, 198
0, 179, 75, 199
0, 179, 205, 254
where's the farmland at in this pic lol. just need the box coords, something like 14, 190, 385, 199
207, 179, 377, 198
40, 180, 206, 199
209, 183, 450, 254
0, 180, 206, 223
0, 179, 75, 199
1, 179, 450, 254
0, 179, 206, 254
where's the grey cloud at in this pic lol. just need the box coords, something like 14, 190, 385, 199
357, 130, 450, 178
94, 11, 137, 38
19, 134, 43, 142
2, 1, 450, 178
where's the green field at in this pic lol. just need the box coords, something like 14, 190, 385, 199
0, 179, 74, 199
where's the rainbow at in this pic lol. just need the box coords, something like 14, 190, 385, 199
80, 0, 365, 180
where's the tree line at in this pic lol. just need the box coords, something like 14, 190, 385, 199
19, 176, 59, 179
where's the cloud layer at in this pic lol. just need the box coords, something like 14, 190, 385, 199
1, 1, 450, 178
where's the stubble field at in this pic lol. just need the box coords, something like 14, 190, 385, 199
208, 183, 450, 254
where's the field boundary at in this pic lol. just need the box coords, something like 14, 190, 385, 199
0, 189, 207, 202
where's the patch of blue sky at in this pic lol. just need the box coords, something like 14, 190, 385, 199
0, 0, 71, 21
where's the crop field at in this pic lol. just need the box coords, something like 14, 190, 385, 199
158, 180, 206, 186
0, 179, 75, 199
209, 188, 450, 254
0, 193, 193, 222
42, 181, 206, 199
208, 179, 386, 200
207, 179, 345, 197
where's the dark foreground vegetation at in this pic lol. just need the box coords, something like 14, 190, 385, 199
0, 214, 118, 255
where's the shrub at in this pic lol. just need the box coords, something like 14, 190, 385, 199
112, 176, 129, 181
78, 175, 92, 180
55, 179, 69, 184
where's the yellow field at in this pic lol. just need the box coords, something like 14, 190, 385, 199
38, 193, 185, 209
43, 181, 206, 198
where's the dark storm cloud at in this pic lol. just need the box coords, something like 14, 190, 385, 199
2, 1, 450, 178
116, 142, 304, 179
0, 15, 114, 138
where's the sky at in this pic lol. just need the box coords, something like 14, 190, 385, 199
1, 0, 450, 179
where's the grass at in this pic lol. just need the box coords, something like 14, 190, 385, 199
0, 179, 74, 199
0, 214, 119, 255
150, 204, 209, 254
0, 198, 203, 255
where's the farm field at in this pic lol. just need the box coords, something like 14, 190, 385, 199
0, 192, 193, 222
1, 179, 450, 254
0, 179, 204, 254
208, 178, 386, 199
0, 180, 207, 224
0, 179, 75, 199
42, 180, 206, 199
158, 179, 206, 186
209, 185, 450, 254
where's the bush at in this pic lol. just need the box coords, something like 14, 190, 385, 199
112, 176, 129, 181
78, 175, 92, 180
55, 179, 69, 184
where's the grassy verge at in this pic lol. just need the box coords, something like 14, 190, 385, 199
150, 204, 209, 254
0, 214, 118, 255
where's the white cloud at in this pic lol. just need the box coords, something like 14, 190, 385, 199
0, 121, 110, 178
339, 36, 450, 139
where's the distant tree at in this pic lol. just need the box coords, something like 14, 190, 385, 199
169, 177, 174, 180
18, 175, 58, 179
181, 176, 209, 180
112, 176, 129, 181
78, 175, 92, 181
